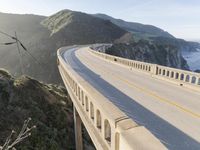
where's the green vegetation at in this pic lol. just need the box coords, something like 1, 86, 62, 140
41, 10, 74, 35
42, 9, 127, 43
0, 69, 94, 150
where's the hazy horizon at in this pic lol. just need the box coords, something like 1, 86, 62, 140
0, 0, 200, 41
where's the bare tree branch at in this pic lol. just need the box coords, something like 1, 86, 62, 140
0, 118, 36, 150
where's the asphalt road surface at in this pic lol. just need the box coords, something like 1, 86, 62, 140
61, 46, 200, 150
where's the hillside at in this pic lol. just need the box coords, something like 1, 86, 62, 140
0, 68, 94, 150
106, 41, 189, 70
42, 10, 127, 43
94, 13, 200, 53
0, 9, 199, 82
0, 12, 58, 83
0, 10, 127, 84
94, 13, 174, 39
94, 13, 200, 70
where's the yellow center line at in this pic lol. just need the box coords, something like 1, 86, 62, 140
77, 50, 200, 119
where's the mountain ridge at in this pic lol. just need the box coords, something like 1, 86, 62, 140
0, 9, 199, 83
42, 9, 127, 42
0, 10, 127, 83
93, 13, 174, 39
94, 13, 200, 53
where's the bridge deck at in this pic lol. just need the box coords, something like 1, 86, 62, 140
63, 46, 200, 150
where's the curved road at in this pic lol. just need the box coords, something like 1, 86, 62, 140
61, 46, 200, 150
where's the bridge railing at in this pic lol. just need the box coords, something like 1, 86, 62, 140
155, 65, 200, 86
89, 47, 200, 91
89, 48, 155, 74
57, 48, 166, 150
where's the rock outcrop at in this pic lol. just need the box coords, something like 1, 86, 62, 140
106, 40, 189, 70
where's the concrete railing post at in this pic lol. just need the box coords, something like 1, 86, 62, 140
178, 72, 182, 80
151, 64, 158, 75
195, 78, 199, 85
73, 106, 83, 150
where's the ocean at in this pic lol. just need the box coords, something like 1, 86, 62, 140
183, 50, 200, 71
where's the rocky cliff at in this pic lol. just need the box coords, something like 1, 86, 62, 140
106, 40, 189, 70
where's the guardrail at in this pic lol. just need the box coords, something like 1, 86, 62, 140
57, 48, 166, 150
89, 47, 200, 91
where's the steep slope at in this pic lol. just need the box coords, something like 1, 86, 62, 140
0, 10, 127, 84
106, 41, 189, 70
0, 12, 57, 83
94, 14, 200, 51
42, 10, 127, 44
182, 46, 200, 71
94, 13, 174, 39
94, 13, 200, 70
0, 68, 94, 150
150, 36, 200, 53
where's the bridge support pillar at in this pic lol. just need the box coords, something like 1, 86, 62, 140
73, 106, 83, 150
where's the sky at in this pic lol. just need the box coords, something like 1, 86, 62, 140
0, 0, 200, 41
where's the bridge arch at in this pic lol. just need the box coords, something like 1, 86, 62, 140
180, 73, 184, 81
185, 75, 190, 82
90, 102, 94, 121
159, 69, 162, 75
148, 66, 151, 72
155, 66, 159, 75
171, 71, 174, 78
78, 86, 80, 100
85, 96, 89, 112
96, 110, 102, 130
104, 119, 111, 144
162, 69, 166, 75
81, 90, 84, 106
175, 72, 179, 79
191, 76, 196, 84
167, 71, 170, 77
